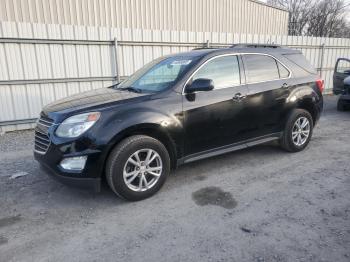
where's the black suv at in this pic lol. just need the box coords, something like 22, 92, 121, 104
34, 44, 323, 201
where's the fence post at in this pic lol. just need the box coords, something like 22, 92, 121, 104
114, 37, 121, 83
318, 43, 325, 78
206, 40, 210, 48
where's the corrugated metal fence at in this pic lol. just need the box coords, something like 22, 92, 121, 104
0, 21, 350, 132
0, 0, 288, 35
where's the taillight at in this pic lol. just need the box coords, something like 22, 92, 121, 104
316, 79, 324, 93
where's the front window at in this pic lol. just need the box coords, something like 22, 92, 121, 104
192, 55, 241, 89
117, 56, 197, 92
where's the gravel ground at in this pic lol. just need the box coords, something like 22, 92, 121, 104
0, 95, 349, 262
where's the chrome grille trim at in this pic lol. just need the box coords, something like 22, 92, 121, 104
39, 118, 53, 124
35, 129, 48, 136
34, 114, 54, 154
37, 122, 51, 128
35, 139, 48, 147
37, 116, 54, 128
35, 135, 50, 143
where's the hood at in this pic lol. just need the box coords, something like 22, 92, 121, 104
43, 87, 145, 114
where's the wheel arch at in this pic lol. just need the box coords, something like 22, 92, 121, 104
103, 123, 179, 173
296, 97, 318, 125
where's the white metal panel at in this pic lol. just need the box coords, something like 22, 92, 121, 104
11, 85, 30, 119
99, 27, 113, 77
0, 85, 15, 121
0, 44, 10, 80
26, 83, 43, 117
66, 82, 80, 96
0, 0, 289, 35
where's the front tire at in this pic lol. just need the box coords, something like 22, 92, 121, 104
106, 135, 170, 201
280, 109, 313, 152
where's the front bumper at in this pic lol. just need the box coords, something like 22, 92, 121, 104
34, 141, 105, 192
38, 160, 101, 192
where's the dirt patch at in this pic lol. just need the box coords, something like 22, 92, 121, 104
0, 215, 21, 228
0, 236, 8, 245
194, 175, 207, 181
192, 186, 237, 209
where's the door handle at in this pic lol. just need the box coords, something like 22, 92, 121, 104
232, 93, 246, 102
281, 83, 290, 89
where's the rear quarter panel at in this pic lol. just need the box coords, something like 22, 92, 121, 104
283, 75, 323, 126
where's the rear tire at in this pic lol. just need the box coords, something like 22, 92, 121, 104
106, 135, 170, 201
280, 109, 313, 152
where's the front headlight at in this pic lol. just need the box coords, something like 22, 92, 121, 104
56, 112, 100, 138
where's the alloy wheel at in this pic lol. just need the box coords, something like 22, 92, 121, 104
123, 149, 163, 192
292, 116, 310, 146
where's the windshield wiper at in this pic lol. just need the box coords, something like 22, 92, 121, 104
109, 83, 120, 89
120, 86, 143, 93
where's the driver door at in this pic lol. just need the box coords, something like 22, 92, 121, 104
182, 55, 249, 156
333, 58, 350, 94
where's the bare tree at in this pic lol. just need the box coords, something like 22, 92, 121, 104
267, 0, 350, 37
266, 0, 314, 35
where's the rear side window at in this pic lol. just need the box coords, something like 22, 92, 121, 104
243, 54, 280, 83
277, 62, 290, 78
192, 55, 240, 89
283, 53, 317, 75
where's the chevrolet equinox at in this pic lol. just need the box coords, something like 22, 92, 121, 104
34, 44, 324, 201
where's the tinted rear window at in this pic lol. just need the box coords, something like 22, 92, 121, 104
283, 53, 317, 75
244, 54, 279, 83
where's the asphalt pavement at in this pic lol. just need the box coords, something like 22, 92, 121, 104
0, 95, 349, 262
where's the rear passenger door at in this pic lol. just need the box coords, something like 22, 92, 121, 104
242, 54, 292, 137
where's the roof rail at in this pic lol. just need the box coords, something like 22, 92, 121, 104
192, 47, 219, 50
230, 43, 282, 49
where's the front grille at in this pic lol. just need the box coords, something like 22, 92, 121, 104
37, 115, 54, 127
34, 114, 54, 154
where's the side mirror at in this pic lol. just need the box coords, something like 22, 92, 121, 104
185, 78, 214, 93
344, 76, 350, 86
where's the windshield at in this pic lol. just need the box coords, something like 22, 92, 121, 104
117, 56, 197, 92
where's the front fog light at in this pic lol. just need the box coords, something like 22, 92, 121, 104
60, 156, 87, 171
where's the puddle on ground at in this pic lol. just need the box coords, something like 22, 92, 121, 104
0, 215, 21, 228
0, 236, 8, 245
192, 186, 237, 209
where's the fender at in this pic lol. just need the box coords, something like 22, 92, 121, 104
98, 105, 184, 167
